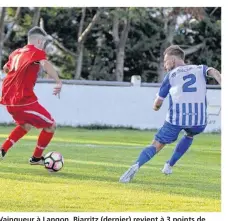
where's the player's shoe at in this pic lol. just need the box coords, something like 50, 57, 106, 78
162, 162, 173, 175
0, 148, 6, 160
29, 156, 45, 165
119, 163, 139, 183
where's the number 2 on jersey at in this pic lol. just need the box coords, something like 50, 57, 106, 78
182, 74, 197, 92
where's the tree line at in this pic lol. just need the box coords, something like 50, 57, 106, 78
0, 7, 221, 84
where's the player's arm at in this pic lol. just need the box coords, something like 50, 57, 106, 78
207, 68, 221, 85
40, 60, 62, 95
3, 56, 12, 74
153, 96, 164, 111
3, 50, 19, 74
3, 63, 9, 74
153, 73, 171, 111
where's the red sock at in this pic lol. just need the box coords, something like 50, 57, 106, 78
33, 130, 54, 158
2, 126, 28, 152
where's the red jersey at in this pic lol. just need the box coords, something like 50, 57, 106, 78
0, 45, 46, 106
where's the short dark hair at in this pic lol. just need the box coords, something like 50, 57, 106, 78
164, 45, 185, 60
28, 26, 48, 37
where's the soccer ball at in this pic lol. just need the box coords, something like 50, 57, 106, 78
44, 151, 64, 172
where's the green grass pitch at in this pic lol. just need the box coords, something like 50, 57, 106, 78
0, 126, 221, 212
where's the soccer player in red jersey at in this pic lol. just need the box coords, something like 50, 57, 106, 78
0, 26, 62, 165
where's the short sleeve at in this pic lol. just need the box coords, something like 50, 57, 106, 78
3, 50, 18, 72
32, 49, 47, 63
3, 60, 11, 71
158, 73, 171, 100
202, 65, 214, 77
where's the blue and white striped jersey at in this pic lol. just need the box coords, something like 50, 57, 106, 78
158, 65, 210, 127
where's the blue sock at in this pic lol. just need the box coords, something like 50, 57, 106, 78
136, 145, 157, 167
168, 136, 193, 167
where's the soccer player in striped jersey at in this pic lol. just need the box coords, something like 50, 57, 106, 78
119, 45, 221, 183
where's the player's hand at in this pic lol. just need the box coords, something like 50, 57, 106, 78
53, 81, 62, 97
153, 105, 160, 111
153, 97, 163, 111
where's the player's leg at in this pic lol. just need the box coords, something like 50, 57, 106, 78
24, 102, 56, 165
119, 140, 165, 183
0, 106, 32, 159
162, 134, 193, 175
162, 125, 206, 175
30, 122, 56, 165
119, 122, 181, 183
